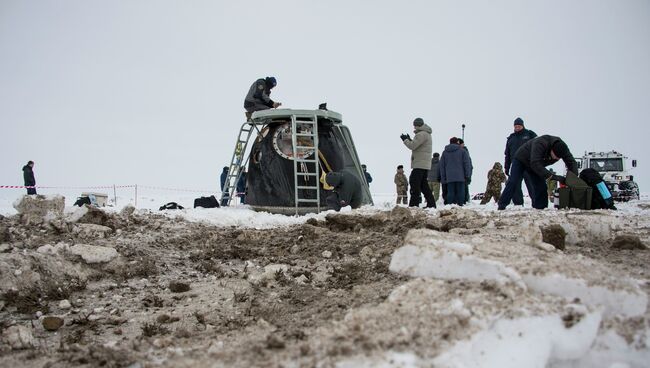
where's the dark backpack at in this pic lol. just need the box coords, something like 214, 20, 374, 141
159, 202, 184, 211
194, 195, 220, 209
579, 168, 616, 210
74, 196, 91, 207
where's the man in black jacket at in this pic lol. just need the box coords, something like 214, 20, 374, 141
504, 117, 537, 206
22, 160, 36, 195
243, 77, 282, 121
325, 171, 362, 211
498, 135, 577, 210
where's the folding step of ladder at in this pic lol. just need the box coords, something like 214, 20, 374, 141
220, 122, 262, 206
291, 114, 320, 215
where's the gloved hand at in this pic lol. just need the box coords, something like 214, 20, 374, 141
465, 177, 472, 185
551, 174, 566, 184
273, 102, 282, 108
400, 133, 411, 141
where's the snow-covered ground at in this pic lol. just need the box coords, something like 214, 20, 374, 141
1, 191, 649, 367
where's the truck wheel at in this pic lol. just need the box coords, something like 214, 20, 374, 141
620, 181, 640, 201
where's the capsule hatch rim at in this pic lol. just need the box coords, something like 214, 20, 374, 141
251, 108, 343, 123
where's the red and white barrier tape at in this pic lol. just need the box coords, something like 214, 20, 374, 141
1, 184, 216, 193
0, 185, 135, 189
138, 185, 215, 193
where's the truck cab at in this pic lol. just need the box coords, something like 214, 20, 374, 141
578, 151, 639, 201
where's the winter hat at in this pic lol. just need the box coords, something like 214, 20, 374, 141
551, 140, 570, 158
433, 152, 440, 158
266, 76, 277, 87
514, 117, 524, 126
325, 172, 342, 188
413, 118, 424, 127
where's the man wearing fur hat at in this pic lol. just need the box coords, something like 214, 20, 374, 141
401, 118, 436, 208
243, 76, 282, 121
504, 117, 537, 206
498, 135, 578, 210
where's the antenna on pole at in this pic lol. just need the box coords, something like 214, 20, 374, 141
461, 123, 466, 141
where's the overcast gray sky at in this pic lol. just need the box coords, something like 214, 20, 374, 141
1, 0, 649, 199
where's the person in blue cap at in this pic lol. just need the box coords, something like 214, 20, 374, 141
244, 76, 282, 121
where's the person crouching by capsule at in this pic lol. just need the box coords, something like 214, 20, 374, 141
324, 171, 362, 211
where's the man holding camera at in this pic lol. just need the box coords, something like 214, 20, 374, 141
401, 118, 436, 208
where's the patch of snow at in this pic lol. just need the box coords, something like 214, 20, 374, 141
550, 330, 650, 368
522, 273, 648, 318
433, 310, 602, 368
389, 243, 525, 288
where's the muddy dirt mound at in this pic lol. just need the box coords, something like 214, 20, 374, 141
321, 206, 427, 234
425, 207, 491, 233
0, 204, 648, 367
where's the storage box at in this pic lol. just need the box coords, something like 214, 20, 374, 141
556, 187, 592, 210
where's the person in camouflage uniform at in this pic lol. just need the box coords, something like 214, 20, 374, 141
480, 162, 507, 204
394, 165, 408, 204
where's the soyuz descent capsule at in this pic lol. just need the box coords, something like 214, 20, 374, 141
243, 108, 373, 214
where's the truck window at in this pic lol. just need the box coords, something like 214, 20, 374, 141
589, 158, 623, 172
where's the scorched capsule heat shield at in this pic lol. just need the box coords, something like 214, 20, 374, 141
243, 109, 372, 214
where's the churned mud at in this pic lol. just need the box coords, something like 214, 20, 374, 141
0, 200, 648, 367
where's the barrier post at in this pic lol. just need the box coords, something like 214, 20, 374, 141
135, 184, 138, 207
113, 184, 117, 206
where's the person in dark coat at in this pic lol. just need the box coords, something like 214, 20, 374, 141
220, 166, 229, 206
22, 161, 36, 195
498, 135, 578, 210
220, 167, 228, 191
325, 171, 363, 211
457, 139, 473, 204
439, 138, 472, 206
237, 170, 247, 204
504, 117, 537, 206
243, 77, 282, 121
361, 164, 373, 186
438, 163, 448, 204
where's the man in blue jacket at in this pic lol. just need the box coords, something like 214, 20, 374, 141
504, 117, 537, 206
439, 138, 473, 206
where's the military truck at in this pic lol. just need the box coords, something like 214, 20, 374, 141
578, 151, 639, 201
